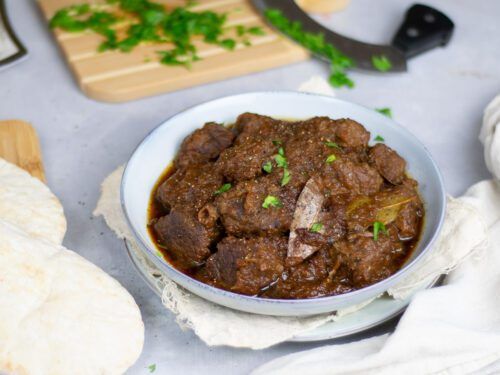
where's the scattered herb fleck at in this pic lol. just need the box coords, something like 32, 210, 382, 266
310, 222, 323, 233
281, 168, 291, 186
373, 221, 388, 241
325, 141, 341, 149
147, 364, 156, 373
374, 135, 385, 142
214, 183, 232, 195
274, 154, 288, 168
263, 161, 273, 173
264, 8, 354, 89
262, 195, 282, 209
50, 0, 263, 68
376, 107, 392, 118
326, 154, 337, 163
372, 55, 392, 72
272, 140, 282, 146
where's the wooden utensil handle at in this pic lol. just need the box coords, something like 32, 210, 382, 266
0, 120, 46, 182
296, 0, 351, 13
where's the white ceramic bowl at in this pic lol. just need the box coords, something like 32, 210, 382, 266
121, 91, 446, 317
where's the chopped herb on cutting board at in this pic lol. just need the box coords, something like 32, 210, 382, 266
50, 0, 265, 68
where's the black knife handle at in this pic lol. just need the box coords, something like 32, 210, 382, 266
392, 4, 454, 58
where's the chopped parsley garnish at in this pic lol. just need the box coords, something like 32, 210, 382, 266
310, 222, 323, 233
273, 146, 291, 185
272, 140, 282, 146
376, 107, 392, 118
50, 0, 263, 67
326, 154, 337, 163
325, 141, 341, 149
148, 364, 156, 373
214, 183, 232, 195
372, 55, 392, 72
264, 8, 354, 89
281, 168, 291, 186
374, 135, 385, 142
263, 161, 273, 173
373, 221, 388, 241
262, 195, 282, 209
274, 154, 288, 169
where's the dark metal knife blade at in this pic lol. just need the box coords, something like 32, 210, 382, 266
252, 0, 454, 73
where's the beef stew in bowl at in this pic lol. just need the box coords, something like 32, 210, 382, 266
121, 91, 445, 316
148, 113, 424, 299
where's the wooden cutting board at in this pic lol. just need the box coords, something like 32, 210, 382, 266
38, 0, 309, 103
0, 120, 46, 182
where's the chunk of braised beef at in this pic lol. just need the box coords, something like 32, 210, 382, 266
263, 248, 338, 298
396, 200, 423, 240
156, 163, 223, 212
215, 176, 299, 236
335, 119, 370, 149
322, 159, 383, 196
369, 143, 406, 185
215, 138, 276, 182
205, 236, 287, 295
336, 229, 404, 287
175, 122, 235, 169
234, 113, 292, 143
153, 209, 219, 268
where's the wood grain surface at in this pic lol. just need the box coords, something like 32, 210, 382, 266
38, 0, 309, 102
0, 120, 46, 182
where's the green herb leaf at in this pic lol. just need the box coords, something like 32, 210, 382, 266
374, 135, 385, 142
247, 26, 265, 35
274, 154, 288, 168
278, 147, 285, 156
325, 141, 340, 149
372, 55, 392, 72
272, 140, 282, 146
281, 168, 291, 186
214, 183, 232, 195
373, 221, 388, 241
310, 222, 323, 233
265, 8, 354, 89
376, 107, 392, 118
262, 195, 282, 209
148, 364, 156, 373
49, 0, 258, 68
326, 154, 337, 163
263, 161, 273, 173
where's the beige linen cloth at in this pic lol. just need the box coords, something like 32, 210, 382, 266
253, 95, 500, 373
94, 80, 487, 350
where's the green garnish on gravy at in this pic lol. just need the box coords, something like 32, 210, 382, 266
376, 107, 392, 118
263, 161, 273, 173
374, 135, 385, 142
310, 222, 323, 233
373, 221, 388, 241
326, 154, 337, 163
281, 168, 291, 186
264, 8, 354, 88
262, 195, 282, 209
50, 0, 264, 68
214, 183, 232, 195
372, 55, 392, 72
325, 141, 341, 149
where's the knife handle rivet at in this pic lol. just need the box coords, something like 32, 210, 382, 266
424, 13, 436, 23
406, 27, 420, 38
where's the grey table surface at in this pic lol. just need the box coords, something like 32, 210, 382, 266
1, 0, 499, 374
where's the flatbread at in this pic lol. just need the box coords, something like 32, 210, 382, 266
0, 220, 144, 375
0, 158, 66, 244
